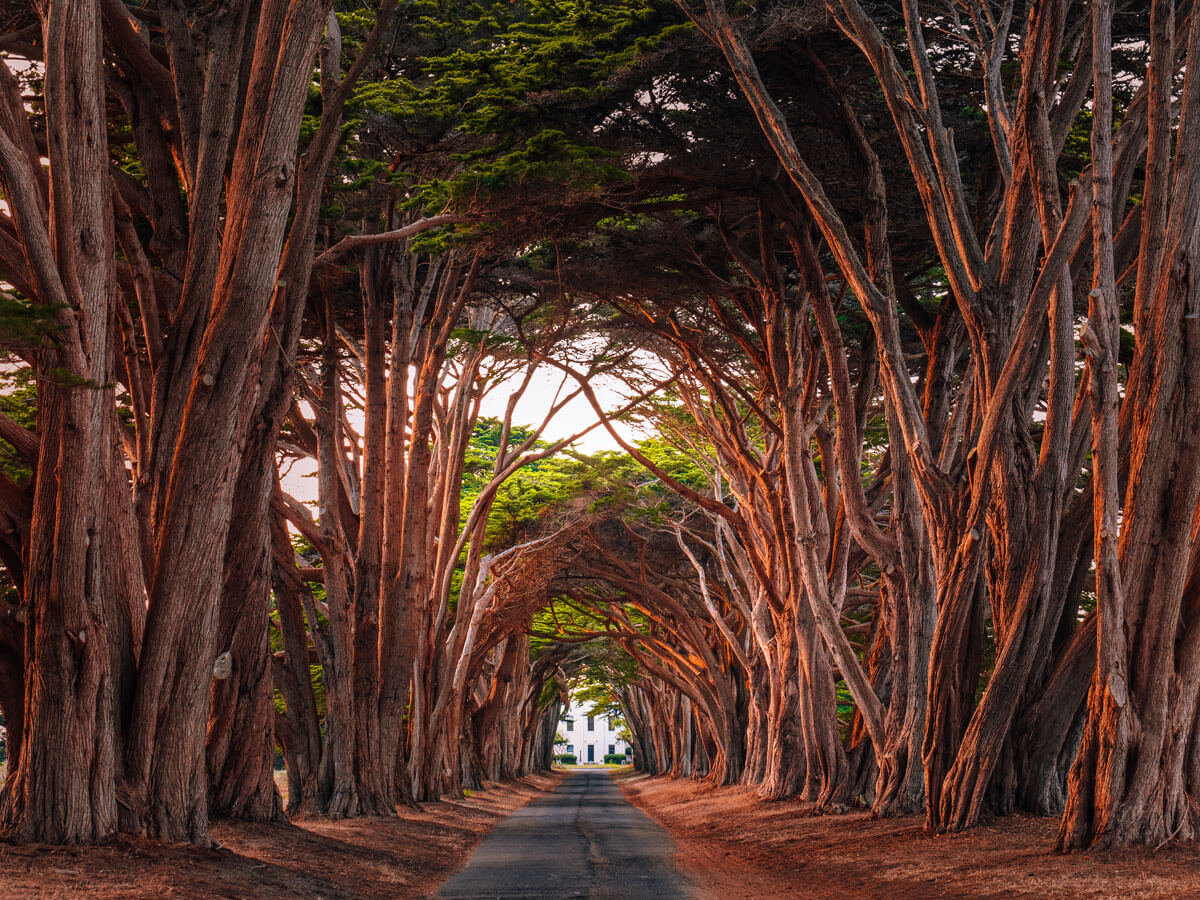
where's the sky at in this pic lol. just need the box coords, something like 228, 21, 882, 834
478, 367, 635, 454
279, 366, 641, 503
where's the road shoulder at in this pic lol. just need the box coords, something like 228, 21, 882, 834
618, 771, 1200, 900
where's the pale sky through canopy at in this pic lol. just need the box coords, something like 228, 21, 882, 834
478, 367, 634, 454
280, 367, 637, 504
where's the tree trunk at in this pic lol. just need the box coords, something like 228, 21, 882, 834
269, 513, 327, 816
1059, 0, 1200, 848
757, 619, 807, 799
0, 1, 140, 844
3, 384, 136, 843
206, 445, 284, 822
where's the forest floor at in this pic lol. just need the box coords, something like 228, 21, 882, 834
0, 772, 560, 899
620, 772, 1200, 900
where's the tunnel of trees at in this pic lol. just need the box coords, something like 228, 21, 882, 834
0, 0, 1197, 855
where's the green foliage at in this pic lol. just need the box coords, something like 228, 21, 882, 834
0, 291, 63, 346
484, 434, 713, 555
0, 366, 35, 485
267, 535, 329, 719
573, 675, 624, 723
460, 418, 543, 498
342, 0, 678, 226
413, 130, 629, 215
406, 0, 666, 136
537, 672, 567, 710
530, 593, 611, 649
835, 681, 854, 728
461, 416, 699, 553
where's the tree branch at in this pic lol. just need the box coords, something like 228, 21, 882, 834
314, 215, 474, 266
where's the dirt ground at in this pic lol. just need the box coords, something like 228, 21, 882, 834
0, 773, 560, 900
619, 773, 1200, 900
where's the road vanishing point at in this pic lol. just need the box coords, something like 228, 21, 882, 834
437, 770, 697, 900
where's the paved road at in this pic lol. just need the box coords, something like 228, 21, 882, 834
436, 770, 697, 900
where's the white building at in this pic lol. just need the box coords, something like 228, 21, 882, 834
559, 700, 630, 763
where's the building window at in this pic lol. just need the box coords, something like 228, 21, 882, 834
567, 744, 574, 754
587, 745, 595, 762
587, 716, 594, 731
565, 718, 574, 729
608, 744, 615, 755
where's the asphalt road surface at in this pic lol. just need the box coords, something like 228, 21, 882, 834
436, 769, 697, 900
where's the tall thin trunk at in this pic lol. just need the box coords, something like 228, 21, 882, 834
205, 446, 283, 822
0, 0, 139, 843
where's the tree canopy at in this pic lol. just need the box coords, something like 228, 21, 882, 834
0, 0, 1196, 857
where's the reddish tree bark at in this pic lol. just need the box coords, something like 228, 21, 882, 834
1060, 0, 1200, 849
